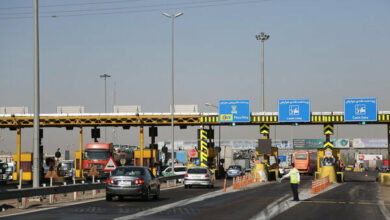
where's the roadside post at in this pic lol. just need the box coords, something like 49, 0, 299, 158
45, 170, 58, 204
72, 169, 78, 200
88, 165, 99, 198
18, 169, 23, 190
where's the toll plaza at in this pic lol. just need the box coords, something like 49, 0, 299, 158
1, 100, 390, 219
0, 98, 390, 185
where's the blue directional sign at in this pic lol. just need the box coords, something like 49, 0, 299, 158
278, 99, 310, 122
344, 98, 377, 122
219, 100, 250, 123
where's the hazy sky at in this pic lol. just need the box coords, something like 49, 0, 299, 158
1, 0, 390, 154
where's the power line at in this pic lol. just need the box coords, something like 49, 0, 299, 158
0, 0, 146, 10
0, 0, 265, 19
0, 0, 233, 15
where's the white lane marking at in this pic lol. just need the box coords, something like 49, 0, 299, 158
0, 198, 105, 218
377, 183, 390, 220
250, 183, 342, 220
379, 200, 390, 220
113, 182, 269, 220
114, 189, 230, 220
161, 185, 184, 191
0, 185, 183, 218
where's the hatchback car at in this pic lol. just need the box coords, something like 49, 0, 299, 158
105, 166, 160, 201
226, 165, 244, 178
184, 167, 214, 188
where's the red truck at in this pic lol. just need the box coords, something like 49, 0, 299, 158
83, 143, 135, 178
83, 143, 114, 178
293, 151, 317, 175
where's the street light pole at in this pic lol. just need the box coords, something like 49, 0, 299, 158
255, 32, 270, 112
163, 12, 183, 170
100, 73, 111, 142
33, 0, 40, 188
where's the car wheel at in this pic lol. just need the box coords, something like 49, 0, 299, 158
184, 185, 188, 189
189, 185, 192, 189
153, 187, 160, 200
142, 187, 150, 201
106, 194, 113, 201
118, 196, 124, 201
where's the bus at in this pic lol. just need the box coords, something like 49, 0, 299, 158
293, 151, 317, 175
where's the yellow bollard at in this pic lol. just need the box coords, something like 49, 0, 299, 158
382, 174, 390, 185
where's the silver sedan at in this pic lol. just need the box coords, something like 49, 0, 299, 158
184, 167, 214, 189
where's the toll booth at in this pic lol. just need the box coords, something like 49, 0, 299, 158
74, 150, 83, 178
134, 149, 159, 176
316, 147, 344, 182
13, 153, 33, 181
255, 139, 279, 181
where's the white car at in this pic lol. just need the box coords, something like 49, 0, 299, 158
184, 167, 214, 188
162, 166, 187, 176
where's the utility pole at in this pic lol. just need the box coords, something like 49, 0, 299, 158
100, 73, 111, 142
33, 0, 40, 188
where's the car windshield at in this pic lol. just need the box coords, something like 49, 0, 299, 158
85, 150, 110, 160
112, 167, 145, 176
187, 168, 207, 174
228, 165, 241, 170
295, 154, 307, 160
174, 167, 186, 172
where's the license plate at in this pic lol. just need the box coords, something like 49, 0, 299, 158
118, 181, 131, 186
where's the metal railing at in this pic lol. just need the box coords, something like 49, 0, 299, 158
0, 175, 185, 200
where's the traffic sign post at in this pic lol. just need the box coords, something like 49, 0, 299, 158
278, 99, 310, 122
344, 98, 377, 122
103, 157, 118, 172
188, 149, 198, 158
219, 100, 250, 123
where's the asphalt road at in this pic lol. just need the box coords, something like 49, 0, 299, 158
1, 179, 233, 220
1, 172, 389, 220
275, 171, 388, 220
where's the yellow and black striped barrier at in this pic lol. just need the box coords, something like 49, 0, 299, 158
200, 116, 219, 123
323, 142, 334, 149
323, 124, 334, 135
252, 116, 278, 123
311, 115, 344, 123
200, 129, 209, 168
378, 114, 390, 122
260, 124, 270, 134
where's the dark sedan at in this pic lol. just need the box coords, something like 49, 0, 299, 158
105, 166, 160, 201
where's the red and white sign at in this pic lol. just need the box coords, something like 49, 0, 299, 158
103, 156, 118, 171
188, 149, 198, 157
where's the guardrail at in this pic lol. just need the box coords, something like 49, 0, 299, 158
0, 175, 185, 201
0, 183, 105, 200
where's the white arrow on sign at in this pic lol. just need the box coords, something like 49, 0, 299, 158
103, 156, 118, 171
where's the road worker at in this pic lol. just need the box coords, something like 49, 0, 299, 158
280, 163, 300, 201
